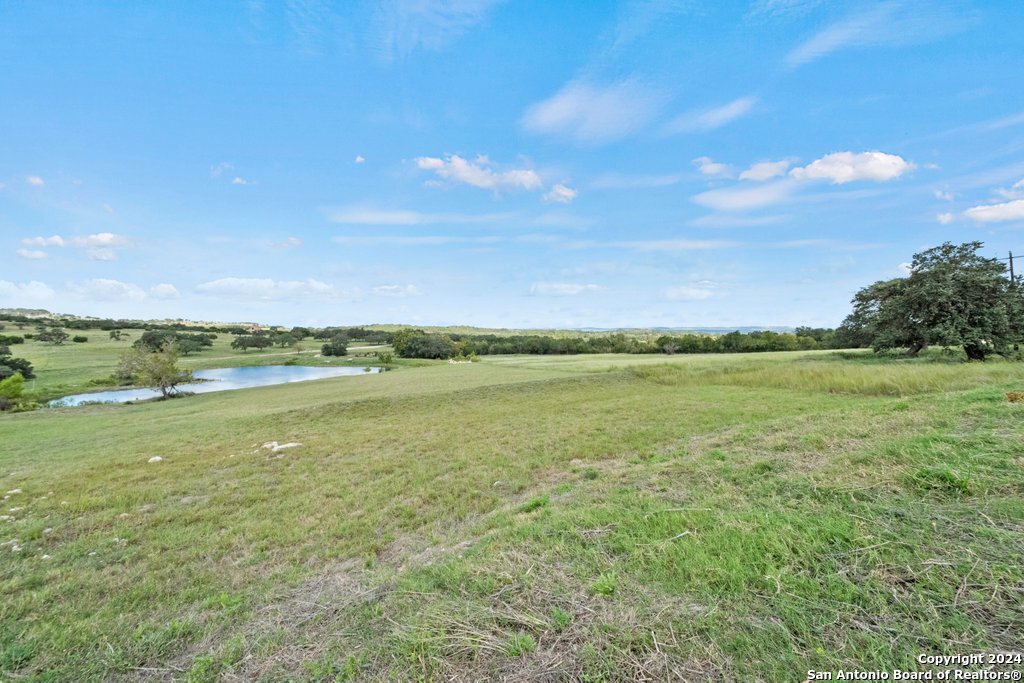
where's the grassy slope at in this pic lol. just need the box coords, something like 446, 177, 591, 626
1, 345, 1023, 680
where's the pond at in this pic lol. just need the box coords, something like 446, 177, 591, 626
50, 365, 382, 407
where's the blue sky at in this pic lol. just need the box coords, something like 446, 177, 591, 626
2, 0, 1023, 328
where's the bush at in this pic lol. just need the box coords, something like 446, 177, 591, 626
0, 335, 24, 345
321, 337, 348, 357
72, 335, 88, 343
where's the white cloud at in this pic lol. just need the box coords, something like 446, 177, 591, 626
530, 282, 602, 296
994, 179, 1024, 200
740, 159, 792, 181
210, 162, 233, 178
783, 3, 962, 68
898, 262, 913, 275
933, 189, 954, 201
666, 96, 757, 134
68, 278, 146, 302
373, 0, 504, 61
370, 284, 422, 297
963, 199, 1024, 223
22, 235, 65, 247
150, 283, 180, 299
354, 155, 365, 164
693, 156, 733, 178
790, 151, 914, 184
26, 175, 44, 186
936, 212, 954, 225
74, 232, 129, 248
268, 236, 303, 249
521, 79, 665, 144
664, 285, 714, 301
21, 232, 130, 259
543, 183, 578, 204
329, 205, 510, 225
692, 180, 797, 211
231, 176, 252, 185
86, 248, 118, 261
415, 154, 542, 193
0, 280, 55, 303
16, 249, 48, 260
196, 277, 342, 300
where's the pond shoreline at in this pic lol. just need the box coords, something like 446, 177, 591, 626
49, 365, 383, 407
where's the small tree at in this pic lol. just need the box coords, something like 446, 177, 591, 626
72, 335, 88, 343
321, 337, 348, 357
36, 327, 69, 345
231, 335, 273, 352
0, 346, 34, 380
117, 343, 192, 398
376, 350, 394, 367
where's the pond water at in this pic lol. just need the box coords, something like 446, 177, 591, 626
50, 365, 382, 407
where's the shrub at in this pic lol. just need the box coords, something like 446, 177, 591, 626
72, 335, 88, 343
321, 337, 348, 357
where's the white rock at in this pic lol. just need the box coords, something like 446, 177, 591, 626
0, 516, 12, 522
261, 441, 301, 452
148, 456, 163, 463
41, 554, 51, 560
43, 528, 53, 534
5, 489, 22, 495
9, 507, 23, 513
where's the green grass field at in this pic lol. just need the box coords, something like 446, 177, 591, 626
9, 331, 391, 401
1, 336, 1023, 680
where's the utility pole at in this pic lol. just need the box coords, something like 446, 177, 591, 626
1010, 251, 1016, 283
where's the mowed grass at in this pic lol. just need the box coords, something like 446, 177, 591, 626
1, 342, 1023, 680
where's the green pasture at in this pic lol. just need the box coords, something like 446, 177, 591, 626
1, 336, 1022, 680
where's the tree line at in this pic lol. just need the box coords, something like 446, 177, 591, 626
389, 327, 845, 360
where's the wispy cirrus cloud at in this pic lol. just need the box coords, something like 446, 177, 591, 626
370, 284, 422, 297
692, 180, 798, 212
16, 249, 48, 260
373, 0, 504, 62
530, 282, 602, 296
332, 235, 499, 247
328, 205, 512, 226
784, 1, 966, 68
666, 96, 758, 134
521, 78, 666, 144
566, 238, 740, 252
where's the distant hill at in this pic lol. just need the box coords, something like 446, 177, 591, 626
0, 309, 796, 337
